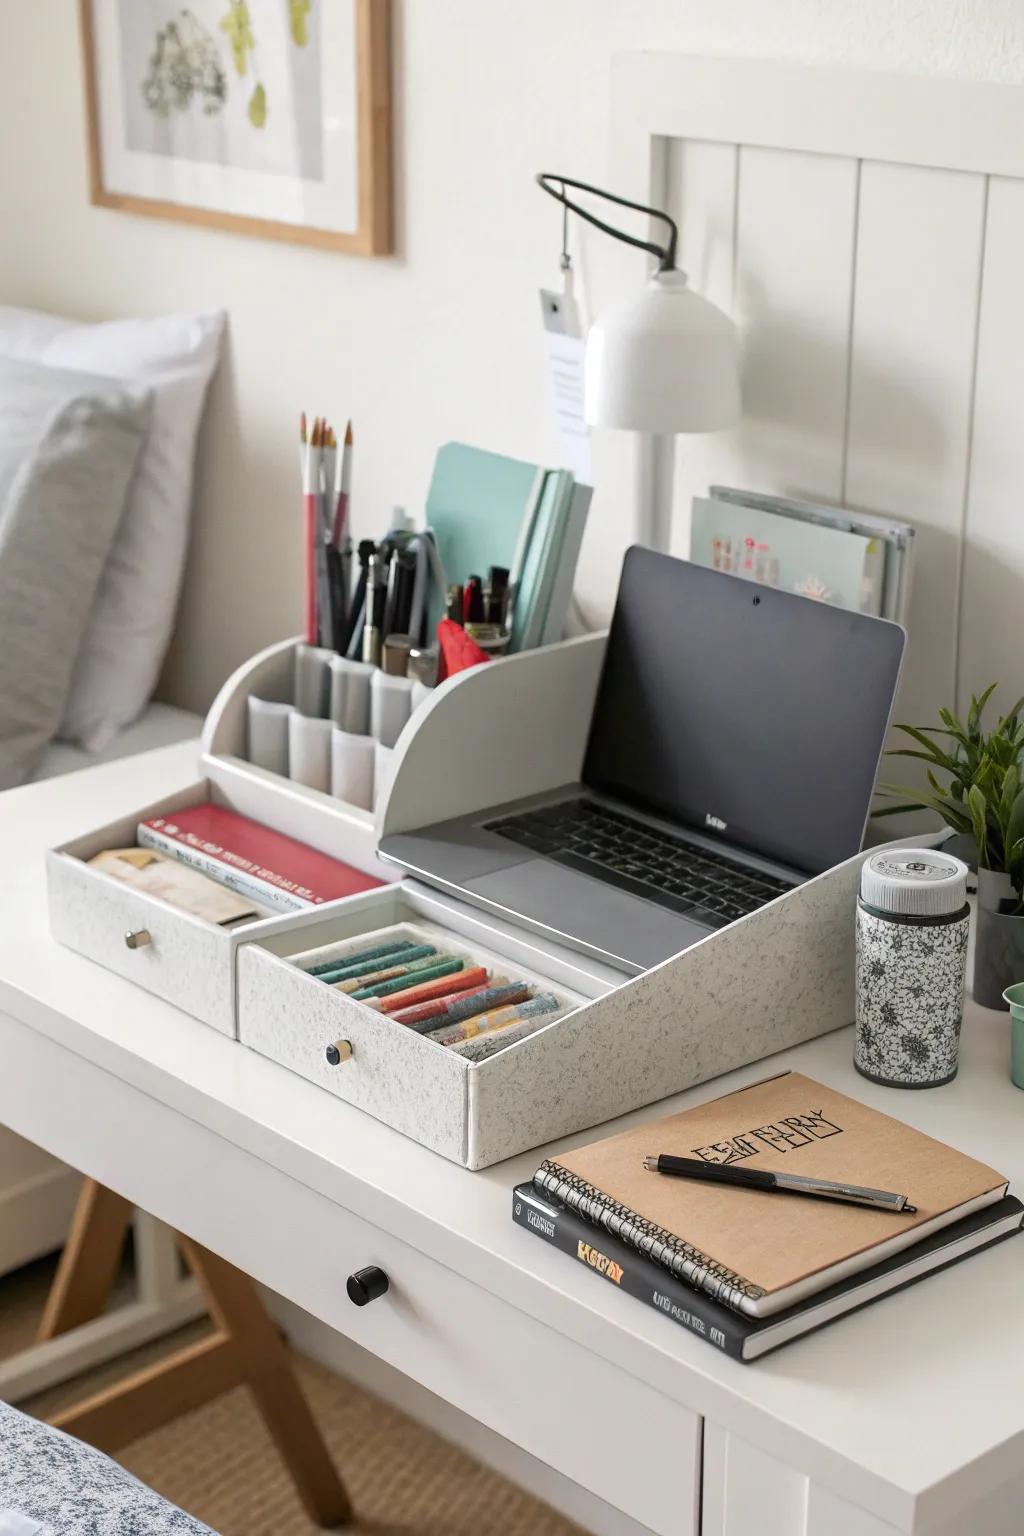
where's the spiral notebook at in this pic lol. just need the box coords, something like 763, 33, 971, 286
534, 1071, 1008, 1318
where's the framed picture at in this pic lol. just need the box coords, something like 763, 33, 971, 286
80, 0, 392, 254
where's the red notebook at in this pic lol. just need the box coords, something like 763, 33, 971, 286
138, 804, 382, 914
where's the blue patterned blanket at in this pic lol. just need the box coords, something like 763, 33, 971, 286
0, 1400, 216, 1535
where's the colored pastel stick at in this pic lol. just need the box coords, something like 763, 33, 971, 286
305, 939, 418, 976
352, 957, 465, 1001
454, 1013, 552, 1062
334, 951, 451, 993
413, 982, 533, 1036
392, 978, 513, 1031
316, 944, 438, 985
431, 992, 561, 1047
368, 965, 490, 1014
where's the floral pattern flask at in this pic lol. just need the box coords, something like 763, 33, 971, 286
855, 849, 970, 1088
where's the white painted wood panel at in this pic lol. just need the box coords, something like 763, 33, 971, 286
806, 1484, 901, 1536
844, 163, 986, 743
958, 175, 1024, 712
731, 147, 858, 503
702, 1424, 808, 1536
666, 138, 738, 555
668, 146, 858, 556
703, 1425, 905, 1536
616, 58, 1024, 786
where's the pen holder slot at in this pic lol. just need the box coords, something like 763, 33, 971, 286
288, 712, 333, 794
246, 697, 292, 777
331, 729, 375, 811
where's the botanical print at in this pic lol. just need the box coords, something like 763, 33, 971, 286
854, 907, 969, 1086
118, 0, 324, 179
141, 12, 227, 118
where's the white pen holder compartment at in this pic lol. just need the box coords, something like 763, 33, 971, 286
45, 776, 380, 1038
200, 638, 393, 880
235, 881, 622, 1164
200, 631, 608, 884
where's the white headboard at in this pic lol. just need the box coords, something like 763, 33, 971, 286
611, 55, 1024, 748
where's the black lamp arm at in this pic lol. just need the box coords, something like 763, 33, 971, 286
536, 173, 678, 273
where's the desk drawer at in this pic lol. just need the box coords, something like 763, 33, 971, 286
274, 1196, 700, 1536
3, 1012, 699, 1536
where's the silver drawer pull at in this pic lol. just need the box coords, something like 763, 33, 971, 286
124, 929, 151, 950
325, 1039, 353, 1066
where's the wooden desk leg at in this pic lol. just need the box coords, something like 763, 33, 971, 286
37, 1178, 132, 1340
39, 1180, 353, 1529
179, 1236, 353, 1530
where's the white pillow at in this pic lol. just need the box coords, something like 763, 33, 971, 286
0, 306, 225, 750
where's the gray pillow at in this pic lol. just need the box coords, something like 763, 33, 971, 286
0, 357, 151, 788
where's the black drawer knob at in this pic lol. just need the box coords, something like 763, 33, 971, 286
347, 1266, 389, 1307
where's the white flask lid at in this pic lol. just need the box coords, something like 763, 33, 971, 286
860, 848, 969, 916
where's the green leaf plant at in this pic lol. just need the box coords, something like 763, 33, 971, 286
877, 684, 1024, 910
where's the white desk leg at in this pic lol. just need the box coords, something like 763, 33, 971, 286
702, 1422, 902, 1536
0, 1211, 202, 1404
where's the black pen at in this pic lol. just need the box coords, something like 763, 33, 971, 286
642, 1154, 917, 1213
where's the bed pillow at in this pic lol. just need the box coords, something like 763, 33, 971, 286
0, 305, 225, 750
0, 357, 151, 788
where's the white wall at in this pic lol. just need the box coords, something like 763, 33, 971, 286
2, 1, 1023, 713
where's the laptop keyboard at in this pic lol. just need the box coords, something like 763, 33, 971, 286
485, 799, 795, 929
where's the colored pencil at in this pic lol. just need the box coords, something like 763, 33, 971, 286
431, 992, 561, 1047
304, 939, 419, 977
352, 957, 466, 1001
334, 951, 451, 993
314, 944, 436, 985
365, 965, 490, 1013
390, 977, 512, 1030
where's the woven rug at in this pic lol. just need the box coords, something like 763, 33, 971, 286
1, 1255, 583, 1536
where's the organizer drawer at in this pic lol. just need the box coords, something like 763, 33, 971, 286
47, 840, 237, 1033
46, 778, 383, 1038
236, 883, 622, 1164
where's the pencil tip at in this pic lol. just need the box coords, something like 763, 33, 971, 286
344, 420, 353, 446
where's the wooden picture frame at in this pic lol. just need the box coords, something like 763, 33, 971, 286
80, 0, 392, 255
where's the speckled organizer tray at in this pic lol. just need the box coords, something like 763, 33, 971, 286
233, 861, 875, 1169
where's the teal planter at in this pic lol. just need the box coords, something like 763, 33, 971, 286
1004, 984, 1024, 1090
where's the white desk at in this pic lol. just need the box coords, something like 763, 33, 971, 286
1, 743, 1022, 1536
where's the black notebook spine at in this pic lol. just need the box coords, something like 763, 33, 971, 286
512, 1182, 754, 1362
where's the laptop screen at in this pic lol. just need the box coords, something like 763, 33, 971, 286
582, 547, 906, 876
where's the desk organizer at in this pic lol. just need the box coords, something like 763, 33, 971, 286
48, 628, 939, 1165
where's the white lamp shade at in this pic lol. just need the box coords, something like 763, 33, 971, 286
584, 270, 741, 434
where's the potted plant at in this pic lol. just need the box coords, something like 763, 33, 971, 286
878, 685, 1024, 1009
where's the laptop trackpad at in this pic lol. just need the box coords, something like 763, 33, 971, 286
467, 859, 709, 972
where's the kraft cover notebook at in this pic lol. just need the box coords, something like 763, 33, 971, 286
534, 1072, 1008, 1318
513, 1181, 1023, 1362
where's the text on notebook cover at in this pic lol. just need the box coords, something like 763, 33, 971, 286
693, 1110, 843, 1163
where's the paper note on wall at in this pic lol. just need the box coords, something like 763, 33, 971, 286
540, 288, 592, 485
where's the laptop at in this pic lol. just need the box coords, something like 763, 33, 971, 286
379, 547, 906, 974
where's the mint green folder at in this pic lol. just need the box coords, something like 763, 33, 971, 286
426, 444, 545, 631
509, 470, 575, 652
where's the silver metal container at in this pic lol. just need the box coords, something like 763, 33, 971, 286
854, 848, 970, 1088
